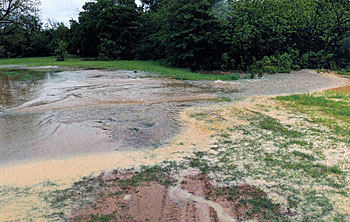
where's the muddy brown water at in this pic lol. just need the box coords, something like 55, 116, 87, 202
0, 68, 347, 167
0, 70, 223, 166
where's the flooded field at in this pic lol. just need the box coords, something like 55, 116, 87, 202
0, 68, 347, 167
1, 68, 349, 222
0, 69, 224, 166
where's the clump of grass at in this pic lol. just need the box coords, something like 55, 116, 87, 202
43, 162, 177, 221
219, 97, 232, 102
257, 115, 302, 138
291, 150, 316, 161
117, 164, 176, 188
214, 185, 287, 221
88, 213, 117, 222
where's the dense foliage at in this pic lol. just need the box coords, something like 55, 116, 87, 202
1, 0, 350, 72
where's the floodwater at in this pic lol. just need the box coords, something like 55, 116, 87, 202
1, 68, 349, 222
0, 68, 347, 167
0, 69, 225, 166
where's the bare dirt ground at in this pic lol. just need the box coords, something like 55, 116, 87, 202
68, 169, 285, 222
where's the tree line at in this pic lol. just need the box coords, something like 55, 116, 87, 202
1, 0, 350, 73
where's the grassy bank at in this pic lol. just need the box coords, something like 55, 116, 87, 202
0, 57, 240, 81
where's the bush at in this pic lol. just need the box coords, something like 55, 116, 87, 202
97, 53, 110, 61
299, 51, 336, 69
277, 53, 292, 73
55, 40, 68, 61
0, 46, 5, 58
221, 53, 235, 71
264, 65, 278, 74
98, 39, 119, 60
251, 53, 292, 74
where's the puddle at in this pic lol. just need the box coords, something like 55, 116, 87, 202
0, 73, 44, 108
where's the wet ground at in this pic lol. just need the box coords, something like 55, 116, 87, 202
0, 69, 221, 166
0, 68, 347, 167
1, 67, 350, 222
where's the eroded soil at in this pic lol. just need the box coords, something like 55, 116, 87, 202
68, 169, 286, 222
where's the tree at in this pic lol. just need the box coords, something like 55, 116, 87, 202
0, 0, 39, 32
156, 0, 223, 71
55, 40, 67, 61
0, 13, 47, 57
74, 0, 140, 59
96, 0, 139, 59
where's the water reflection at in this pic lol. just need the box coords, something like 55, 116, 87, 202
0, 76, 31, 108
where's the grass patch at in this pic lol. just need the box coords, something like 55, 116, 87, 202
0, 57, 240, 81
88, 213, 117, 222
219, 96, 232, 102
276, 92, 350, 137
44, 162, 177, 220
183, 103, 350, 221
214, 185, 287, 221
257, 115, 302, 138
336, 70, 350, 76
291, 150, 316, 161
0, 68, 56, 81
117, 164, 176, 188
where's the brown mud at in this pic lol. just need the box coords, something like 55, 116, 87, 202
69, 170, 288, 222
327, 85, 350, 93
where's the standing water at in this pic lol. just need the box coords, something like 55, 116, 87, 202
0, 69, 221, 166
0, 68, 347, 167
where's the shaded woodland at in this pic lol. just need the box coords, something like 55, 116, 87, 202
1, 0, 350, 72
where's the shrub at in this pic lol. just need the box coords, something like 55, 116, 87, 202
55, 40, 68, 61
98, 39, 120, 60
0, 46, 5, 58
277, 53, 292, 73
251, 53, 292, 74
264, 65, 278, 74
221, 53, 235, 71
97, 53, 110, 61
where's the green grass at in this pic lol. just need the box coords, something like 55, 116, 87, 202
0, 57, 240, 81
257, 115, 302, 138
88, 214, 117, 222
0, 68, 56, 81
276, 92, 350, 137
336, 70, 350, 76
184, 103, 350, 221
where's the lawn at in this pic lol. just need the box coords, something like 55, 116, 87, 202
0, 57, 240, 81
